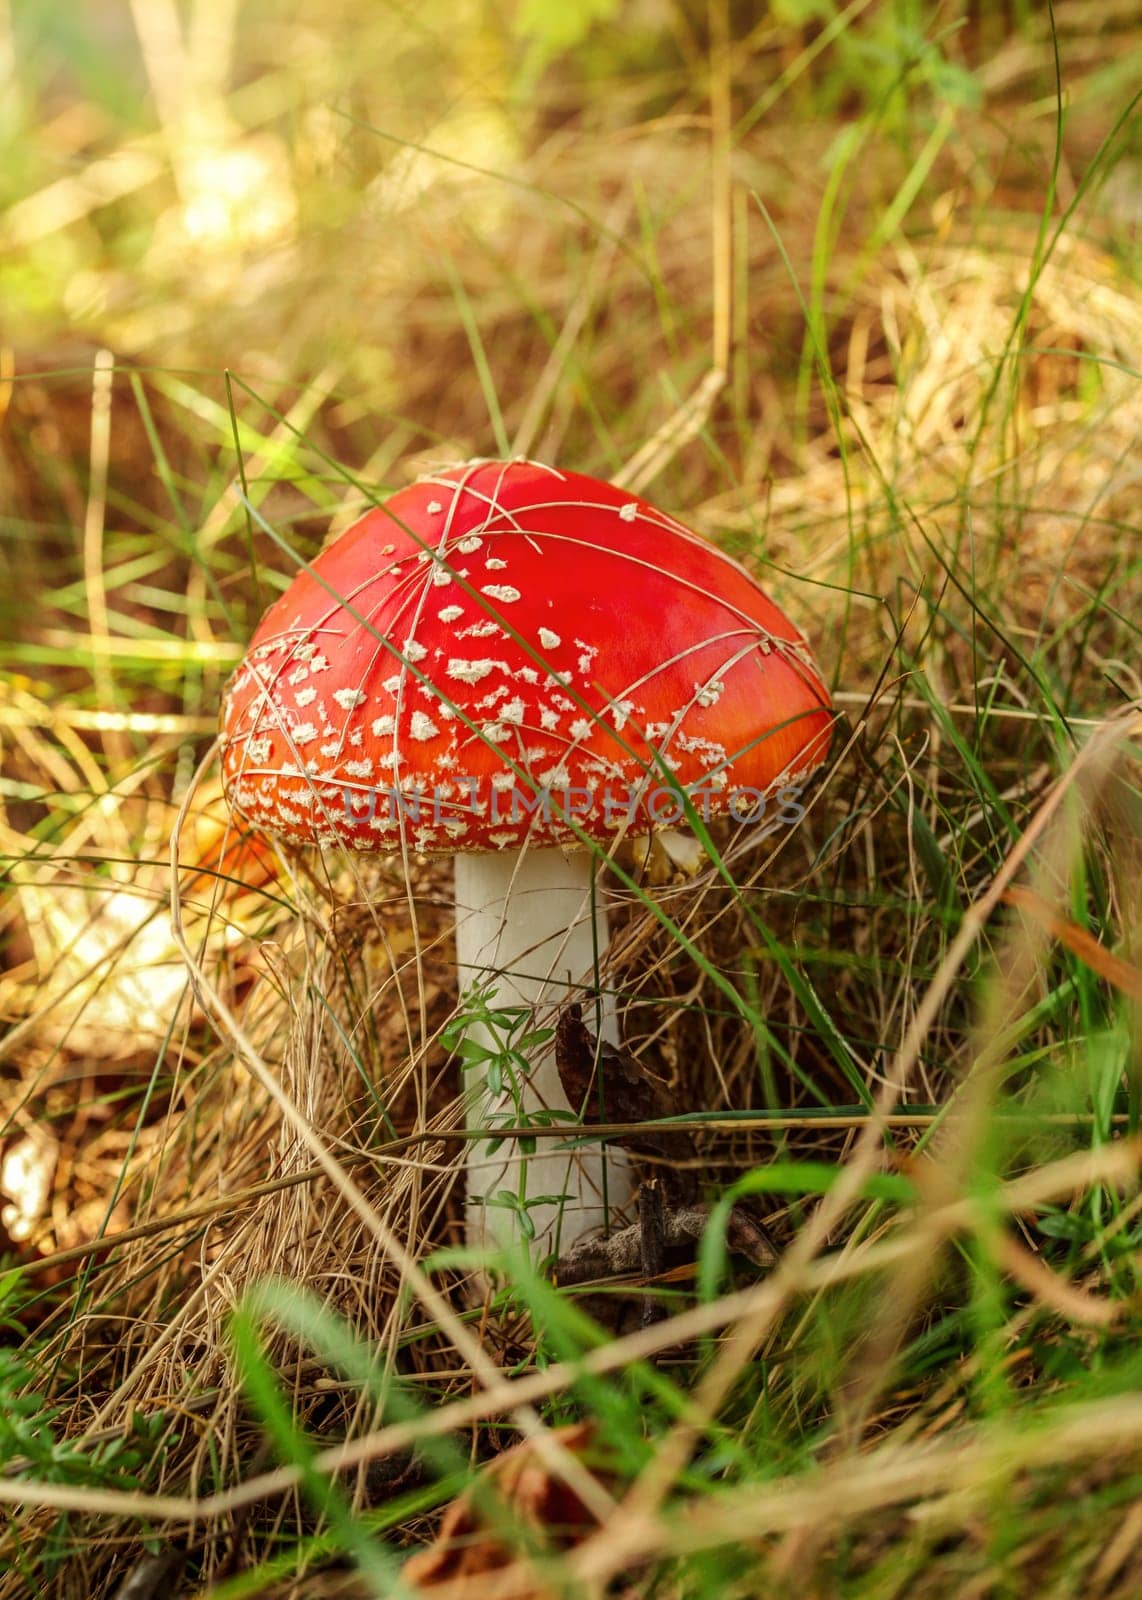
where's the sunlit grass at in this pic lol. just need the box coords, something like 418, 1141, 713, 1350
1, 0, 1139, 1596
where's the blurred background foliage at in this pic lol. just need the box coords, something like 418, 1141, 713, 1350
3, 0, 1137, 671
4, 0, 1136, 389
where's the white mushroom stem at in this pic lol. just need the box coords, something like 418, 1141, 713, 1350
453, 846, 632, 1259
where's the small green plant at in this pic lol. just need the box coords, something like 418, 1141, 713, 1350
0, 1277, 164, 1576
443, 983, 578, 1244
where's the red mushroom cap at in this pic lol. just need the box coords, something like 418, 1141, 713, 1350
219, 459, 833, 853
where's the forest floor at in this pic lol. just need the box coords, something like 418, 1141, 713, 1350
1, 3, 1139, 1596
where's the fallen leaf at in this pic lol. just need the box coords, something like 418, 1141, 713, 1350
403, 1423, 612, 1596
191, 783, 278, 896
0, 1127, 58, 1242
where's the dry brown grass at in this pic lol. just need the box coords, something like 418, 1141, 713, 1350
1, 2, 1139, 1595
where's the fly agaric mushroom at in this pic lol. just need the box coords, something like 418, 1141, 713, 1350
219, 458, 833, 1258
